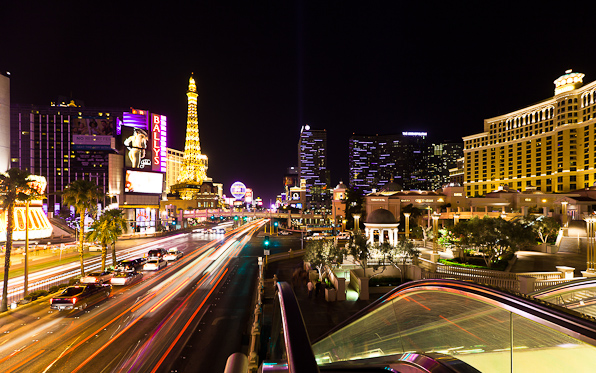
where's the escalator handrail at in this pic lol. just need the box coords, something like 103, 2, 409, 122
531, 277, 596, 297
312, 279, 596, 346
276, 281, 320, 373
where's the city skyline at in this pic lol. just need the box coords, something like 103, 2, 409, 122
3, 2, 596, 201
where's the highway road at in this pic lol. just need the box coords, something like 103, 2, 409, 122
0, 219, 266, 373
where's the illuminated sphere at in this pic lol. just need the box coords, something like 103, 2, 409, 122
230, 181, 247, 200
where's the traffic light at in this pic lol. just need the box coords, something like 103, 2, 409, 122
264, 236, 270, 246
274, 221, 278, 227
234, 216, 239, 221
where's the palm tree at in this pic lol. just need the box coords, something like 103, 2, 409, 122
62, 180, 103, 277
86, 218, 114, 272
0, 168, 37, 312
103, 209, 128, 268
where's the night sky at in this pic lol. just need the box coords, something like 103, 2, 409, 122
3, 2, 596, 202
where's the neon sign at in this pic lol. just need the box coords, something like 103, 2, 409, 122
402, 132, 427, 137
151, 114, 167, 172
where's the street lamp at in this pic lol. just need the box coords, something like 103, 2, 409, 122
24, 201, 30, 297
584, 215, 596, 273
352, 213, 361, 234
561, 201, 569, 228
432, 211, 441, 254
342, 218, 347, 232
403, 212, 411, 239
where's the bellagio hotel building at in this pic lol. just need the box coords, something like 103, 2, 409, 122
463, 70, 596, 196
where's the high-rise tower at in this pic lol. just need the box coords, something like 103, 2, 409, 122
171, 74, 209, 200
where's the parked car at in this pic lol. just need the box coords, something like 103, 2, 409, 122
110, 271, 143, 286
143, 258, 167, 271
50, 284, 111, 311
116, 259, 145, 272
147, 248, 168, 259
163, 248, 184, 261
80, 271, 113, 284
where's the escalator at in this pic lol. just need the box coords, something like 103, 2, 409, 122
260, 279, 596, 373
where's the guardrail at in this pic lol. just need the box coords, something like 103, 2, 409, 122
266, 249, 305, 264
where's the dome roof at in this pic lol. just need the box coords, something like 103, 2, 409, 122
366, 208, 398, 224
380, 180, 401, 192
334, 181, 348, 190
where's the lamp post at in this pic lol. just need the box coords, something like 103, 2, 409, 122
561, 201, 569, 228
352, 213, 361, 235
342, 218, 347, 232
403, 212, 411, 239
584, 215, 596, 274
24, 201, 30, 297
432, 211, 441, 254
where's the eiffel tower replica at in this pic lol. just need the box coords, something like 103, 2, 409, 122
170, 74, 213, 200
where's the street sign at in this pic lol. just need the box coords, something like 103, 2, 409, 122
264, 250, 270, 256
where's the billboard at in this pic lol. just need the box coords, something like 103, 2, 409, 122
71, 117, 114, 150
122, 125, 150, 169
245, 188, 253, 203
125, 170, 163, 194
121, 111, 167, 172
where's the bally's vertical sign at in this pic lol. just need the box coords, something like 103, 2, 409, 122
150, 114, 167, 173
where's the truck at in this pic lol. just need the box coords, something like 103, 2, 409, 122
49, 284, 111, 311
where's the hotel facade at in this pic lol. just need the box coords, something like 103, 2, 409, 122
464, 70, 596, 197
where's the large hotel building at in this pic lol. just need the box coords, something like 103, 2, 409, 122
464, 70, 596, 196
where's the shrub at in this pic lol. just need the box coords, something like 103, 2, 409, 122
49, 285, 60, 293
369, 276, 402, 287
439, 259, 488, 269
24, 289, 49, 301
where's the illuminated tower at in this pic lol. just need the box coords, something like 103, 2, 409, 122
178, 74, 208, 184
171, 74, 209, 200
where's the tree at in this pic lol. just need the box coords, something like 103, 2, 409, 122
393, 238, 420, 282
0, 169, 38, 312
103, 208, 128, 267
347, 233, 373, 276
453, 216, 534, 268
523, 215, 561, 244
62, 180, 103, 277
344, 189, 366, 230
86, 218, 112, 271
304, 240, 343, 282
86, 209, 127, 271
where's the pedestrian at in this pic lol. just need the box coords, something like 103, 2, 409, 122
307, 281, 314, 299
315, 279, 322, 298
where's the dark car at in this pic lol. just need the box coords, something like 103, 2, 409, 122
116, 259, 145, 272
50, 284, 111, 311
147, 248, 168, 258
